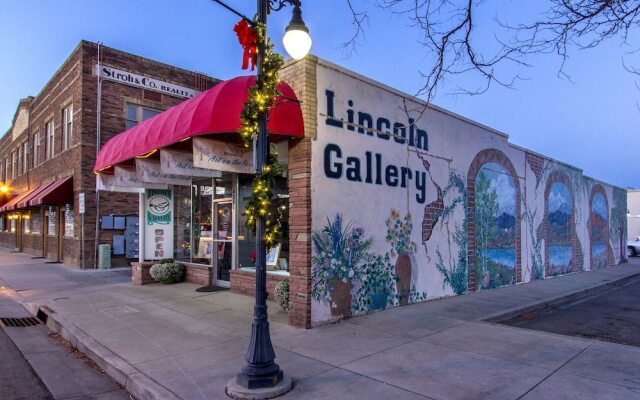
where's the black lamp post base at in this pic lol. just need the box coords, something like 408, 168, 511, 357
226, 373, 292, 400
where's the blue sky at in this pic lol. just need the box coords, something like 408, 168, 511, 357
0, 0, 638, 188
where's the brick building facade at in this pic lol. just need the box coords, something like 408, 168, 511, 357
0, 44, 627, 330
0, 41, 217, 267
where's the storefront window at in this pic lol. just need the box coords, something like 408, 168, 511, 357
0, 216, 4, 232
31, 212, 41, 234
238, 173, 289, 273
192, 178, 213, 264
174, 185, 192, 262
10, 218, 17, 233
48, 208, 56, 236
23, 214, 30, 234
64, 205, 74, 237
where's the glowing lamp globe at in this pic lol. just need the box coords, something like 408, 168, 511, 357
283, 5, 311, 60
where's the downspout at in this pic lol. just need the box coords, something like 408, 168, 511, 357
93, 42, 103, 269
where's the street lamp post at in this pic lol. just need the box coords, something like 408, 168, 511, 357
216, 0, 311, 398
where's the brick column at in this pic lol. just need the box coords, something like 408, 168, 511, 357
280, 57, 317, 328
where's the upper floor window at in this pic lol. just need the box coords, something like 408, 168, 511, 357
33, 132, 41, 166
17, 145, 23, 176
62, 105, 73, 150
4, 158, 9, 181
45, 120, 55, 160
11, 151, 17, 179
0, 161, 4, 182
22, 141, 29, 173
126, 104, 160, 130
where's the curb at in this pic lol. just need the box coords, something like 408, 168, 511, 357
37, 306, 183, 400
483, 271, 640, 323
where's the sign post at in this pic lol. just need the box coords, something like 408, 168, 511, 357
79, 192, 85, 269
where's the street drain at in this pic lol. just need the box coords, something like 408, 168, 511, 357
0, 317, 42, 328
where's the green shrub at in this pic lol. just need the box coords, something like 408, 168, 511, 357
150, 262, 185, 283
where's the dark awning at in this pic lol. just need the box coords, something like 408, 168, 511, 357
94, 75, 304, 172
29, 176, 73, 207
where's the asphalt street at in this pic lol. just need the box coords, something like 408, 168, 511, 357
0, 328, 52, 400
504, 275, 640, 347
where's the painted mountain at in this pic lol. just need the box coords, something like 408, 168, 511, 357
474, 162, 516, 290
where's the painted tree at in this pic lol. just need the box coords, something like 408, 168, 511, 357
475, 170, 499, 277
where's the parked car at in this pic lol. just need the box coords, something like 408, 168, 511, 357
629, 238, 640, 257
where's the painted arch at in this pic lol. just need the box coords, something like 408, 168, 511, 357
589, 185, 609, 269
467, 149, 521, 291
544, 172, 576, 276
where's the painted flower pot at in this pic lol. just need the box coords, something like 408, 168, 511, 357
395, 254, 412, 305
329, 279, 352, 317
370, 292, 388, 311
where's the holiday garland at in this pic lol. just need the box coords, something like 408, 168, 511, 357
235, 18, 286, 247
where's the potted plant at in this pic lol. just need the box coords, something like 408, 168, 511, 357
274, 278, 289, 311
385, 210, 417, 305
150, 258, 185, 284
311, 214, 372, 318
353, 253, 397, 312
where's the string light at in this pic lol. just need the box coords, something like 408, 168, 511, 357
238, 18, 286, 247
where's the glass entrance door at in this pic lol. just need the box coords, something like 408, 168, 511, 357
213, 199, 233, 285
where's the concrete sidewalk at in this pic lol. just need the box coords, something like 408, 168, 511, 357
1, 249, 640, 400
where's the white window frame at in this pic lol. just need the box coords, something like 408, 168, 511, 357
62, 105, 73, 151
46, 120, 55, 160
126, 104, 161, 129
17, 146, 22, 176
11, 151, 17, 179
33, 132, 41, 166
22, 141, 28, 173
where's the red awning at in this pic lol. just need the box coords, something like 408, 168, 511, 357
16, 181, 55, 209
29, 176, 73, 207
0, 187, 38, 212
94, 75, 304, 172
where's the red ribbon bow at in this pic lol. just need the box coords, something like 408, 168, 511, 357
234, 20, 258, 71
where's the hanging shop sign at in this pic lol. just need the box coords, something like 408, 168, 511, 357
136, 159, 192, 186
144, 188, 174, 260
193, 137, 254, 174
114, 166, 167, 189
95, 64, 199, 99
160, 149, 222, 178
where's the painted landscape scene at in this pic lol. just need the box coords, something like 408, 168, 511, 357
548, 182, 573, 275
590, 193, 608, 269
475, 163, 516, 290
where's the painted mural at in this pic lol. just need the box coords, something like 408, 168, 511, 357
474, 163, 517, 290
310, 60, 627, 324
547, 182, 573, 275
590, 191, 609, 269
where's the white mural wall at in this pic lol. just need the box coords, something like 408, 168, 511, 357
310, 61, 627, 324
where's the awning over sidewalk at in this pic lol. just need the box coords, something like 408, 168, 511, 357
16, 181, 55, 209
94, 75, 304, 172
0, 187, 38, 212
29, 176, 73, 207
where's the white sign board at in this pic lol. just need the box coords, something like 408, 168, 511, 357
144, 188, 174, 260
95, 64, 199, 99
193, 138, 254, 174
160, 149, 221, 178
78, 193, 85, 214
136, 159, 192, 186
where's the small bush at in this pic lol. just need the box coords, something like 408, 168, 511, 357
150, 262, 185, 283
274, 278, 289, 311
